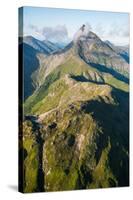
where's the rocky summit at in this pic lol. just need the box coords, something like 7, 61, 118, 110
19, 25, 129, 192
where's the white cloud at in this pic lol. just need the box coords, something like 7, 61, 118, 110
42, 25, 69, 43
73, 23, 92, 42
108, 24, 129, 37
93, 22, 129, 45
94, 23, 106, 37
28, 24, 69, 43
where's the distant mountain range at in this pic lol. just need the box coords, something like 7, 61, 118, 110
20, 25, 129, 192
104, 40, 129, 63
21, 35, 66, 54
19, 36, 68, 99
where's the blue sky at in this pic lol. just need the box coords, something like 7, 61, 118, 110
20, 6, 129, 45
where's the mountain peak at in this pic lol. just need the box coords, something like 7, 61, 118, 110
73, 24, 91, 42
73, 25, 100, 45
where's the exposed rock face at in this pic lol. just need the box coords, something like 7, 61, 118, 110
76, 31, 129, 76
104, 40, 129, 63
21, 25, 129, 192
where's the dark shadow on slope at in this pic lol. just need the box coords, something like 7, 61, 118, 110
81, 87, 129, 186
19, 43, 40, 101
36, 134, 45, 192
88, 62, 129, 84
119, 53, 129, 63
70, 74, 104, 84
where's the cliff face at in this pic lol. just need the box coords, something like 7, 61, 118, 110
21, 26, 129, 192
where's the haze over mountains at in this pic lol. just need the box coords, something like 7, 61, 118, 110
19, 24, 129, 192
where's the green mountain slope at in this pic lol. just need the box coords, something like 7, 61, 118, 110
24, 51, 128, 115
22, 84, 129, 192
21, 26, 129, 192
41, 87, 129, 191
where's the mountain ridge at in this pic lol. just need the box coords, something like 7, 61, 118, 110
20, 25, 129, 192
